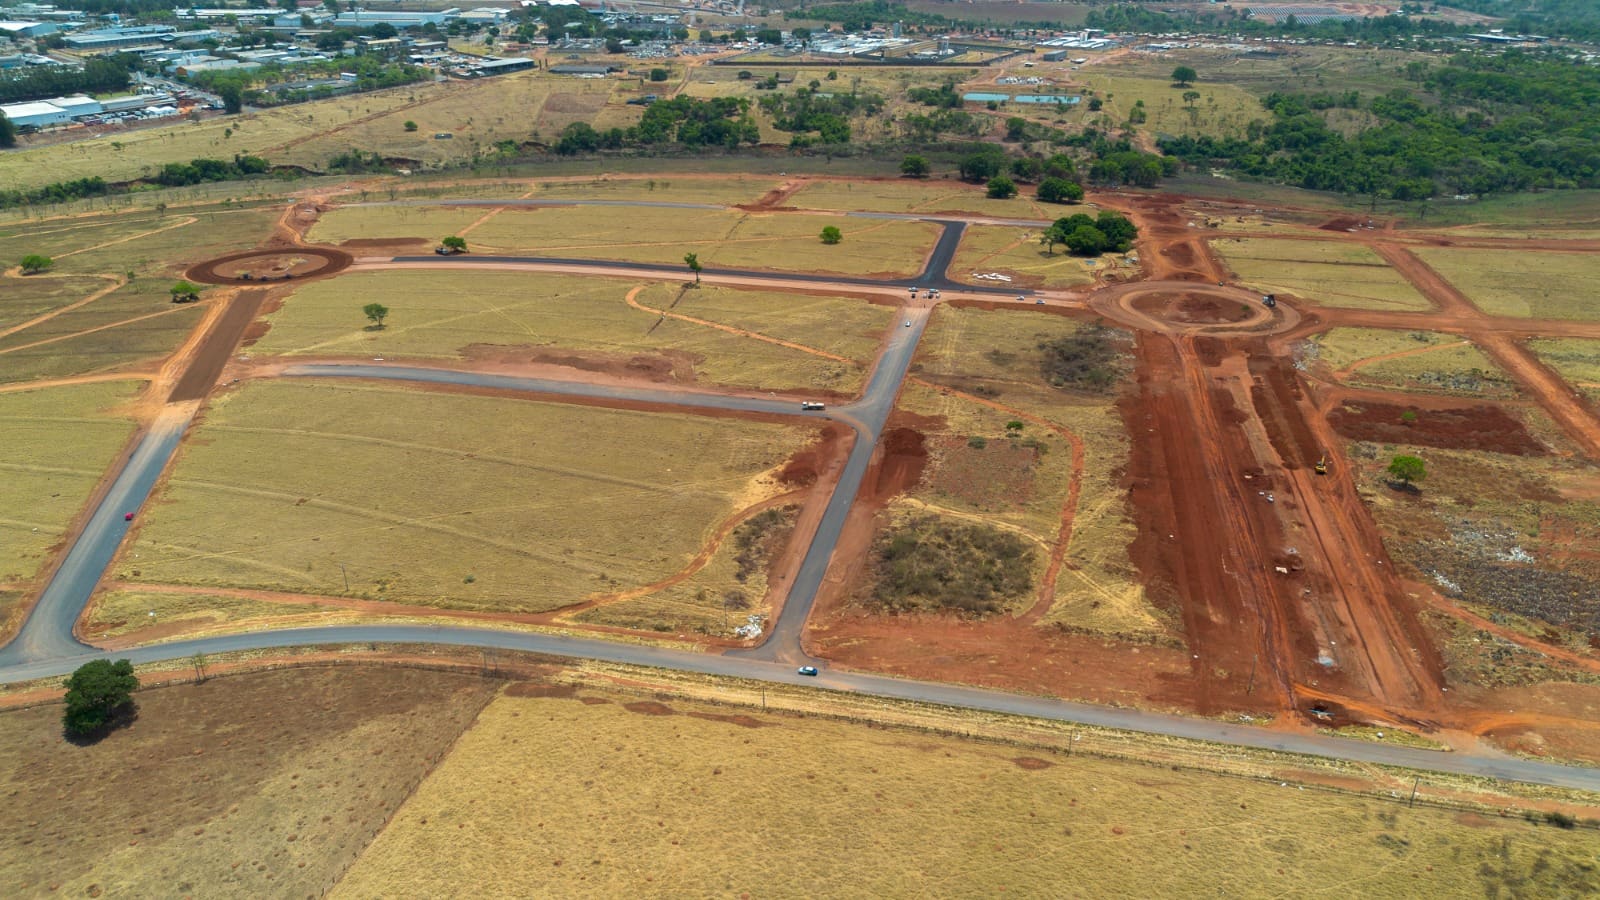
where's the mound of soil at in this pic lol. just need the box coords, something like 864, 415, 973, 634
1320, 217, 1363, 232
1327, 402, 1545, 456
1133, 293, 1255, 326
779, 425, 844, 487
871, 427, 929, 499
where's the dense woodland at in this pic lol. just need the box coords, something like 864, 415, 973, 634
0, 56, 135, 105
1159, 52, 1600, 199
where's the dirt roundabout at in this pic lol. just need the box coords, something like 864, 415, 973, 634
186, 247, 354, 285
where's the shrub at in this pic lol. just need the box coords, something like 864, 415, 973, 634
866, 516, 1036, 617
1039, 326, 1121, 391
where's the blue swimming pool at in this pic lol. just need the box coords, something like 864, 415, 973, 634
962, 92, 1082, 105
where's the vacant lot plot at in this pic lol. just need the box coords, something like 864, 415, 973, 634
37, 206, 278, 278
0, 666, 496, 898
905, 306, 1157, 638
1308, 328, 1519, 399
0, 380, 139, 624
951, 224, 1105, 289
332, 690, 1600, 898
1213, 238, 1432, 311
254, 272, 886, 392
307, 205, 488, 245
789, 179, 1048, 218
0, 278, 207, 384
1413, 248, 1600, 321
124, 380, 810, 614
468, 204, 937, 277
1530, 338, 1600, 402
524, 175, 777, 207
84, 587, 324, 639
0, 274, 112, 332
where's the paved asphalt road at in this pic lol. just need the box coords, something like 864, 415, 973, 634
0, 411, 193, 666
6, 623, 1600, 792
387, 219, 1017, 296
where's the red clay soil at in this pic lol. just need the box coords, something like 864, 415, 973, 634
1133, 292, 1254, 326
1327, 402, 1545, 455
779, 424, 846, 487
1320, 217, 1364, 232
186, 247, 353, 285
460, 344, 697, 384
168, 290, 265, 403
867, 427, 930, 500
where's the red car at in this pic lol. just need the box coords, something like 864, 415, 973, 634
123, 512, 135, 521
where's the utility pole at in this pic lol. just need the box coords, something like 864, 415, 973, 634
1409, 776, 1421, 808
1246, 653, 1258, 695
338, 562, 349, 592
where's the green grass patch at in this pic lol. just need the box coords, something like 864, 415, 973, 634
124, 380, 812, 615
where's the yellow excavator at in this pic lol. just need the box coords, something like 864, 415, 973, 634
1314, 455, 1329, 475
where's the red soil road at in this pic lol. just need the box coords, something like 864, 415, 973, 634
168, 290, 264, 403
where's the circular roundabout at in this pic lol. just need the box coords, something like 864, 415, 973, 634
186, 247, 353, 286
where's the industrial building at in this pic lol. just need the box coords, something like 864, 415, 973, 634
62, 25, 177, 51
0, 20, 55, 37
460, 56, 535, 77
331, 10, 453, 29
0, 98, 73, 128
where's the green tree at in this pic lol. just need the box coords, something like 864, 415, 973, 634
403, 120, 418, 132
986, 175, 1017, 199
63, 659, 138, 739
958, 149, 1005, 183
217, 82, 243, 115
441, 235, 467, 251
1387, 454, 1426, 487
649, 68, 669, 82
1182, 90, 1201, 109
684, 252, 702, 283
19, 254, 52, 274
1036, 177, 1083, 204
1172, 65, 1197, 87
899, 154, 930, 178
1065, 224, 1108, 256
0, 110, 15, 149
169, 280, 201, 303
820, 225, 843, 245
363, 302, 389, 328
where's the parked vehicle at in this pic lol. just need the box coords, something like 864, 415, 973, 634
801, 401, 825, 411
797, 666, 819, 676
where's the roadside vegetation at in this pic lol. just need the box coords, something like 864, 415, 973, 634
863, 514, 1036, 617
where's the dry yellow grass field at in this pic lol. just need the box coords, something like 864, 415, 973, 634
1530, 337, 1600, 402
122, 380, 812, 615
0, 380, 140, 628
1078, 72, 1261, 139
903, 306, 1158, 639
1308, 328, 1520, 399
252, 272, 887, 393
0, 666, 496, 897
331, 688, 1600, 898
1212, 238, 1432, 311
1413, 248, 1600, 321
788, 178, 1049, 217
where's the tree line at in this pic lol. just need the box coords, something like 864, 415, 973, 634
1159, 51, 1600, 199
0, 154, 271, 210
0, 56, 136, 106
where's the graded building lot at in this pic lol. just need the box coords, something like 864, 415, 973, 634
331, 688, 1600, 899
950, 224, 1110, 289
1211, 237, 1433, 311
1411, 248, 1600, 321
0, 666, 498, 898
0, 380, 140, 630
0, 279, 207, 384
1306, 327, 1520, 399
122, 380, 813, 616
786, 179, 1050, 218
8, 206, 278, 278
0, 274, 112, 332
1530, 338, 1600, 403
903, 307, 1157, 639
521, 175, 779, 208
251, 272, 888, 393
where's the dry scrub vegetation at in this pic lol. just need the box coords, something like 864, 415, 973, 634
123, 380, 811, 615
0, 666, 496, 897
332, 688, 1600, 898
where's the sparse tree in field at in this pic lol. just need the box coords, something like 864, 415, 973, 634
986, 175, 1017, 199
1006, 420, 1024, 436
1172, 65, 1198, 87
403, 120, 418, 132
363, 302, 389, 328
441, 235, 467, 252
684, 252, 702, 283
820, 225, 842, 245
19, 254, 52, 274
169, 280, 201, 303
190, 652, 208, 684
62, 659, 138, 740
900, 154, 930, 178
1387, 454, 1426, 488
1182, 90, 1201, 109
155, 202, 167, 217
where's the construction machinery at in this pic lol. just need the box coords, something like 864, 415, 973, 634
1314, 455, 1329, 475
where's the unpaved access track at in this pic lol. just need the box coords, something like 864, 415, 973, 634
9, 188, 1600, 792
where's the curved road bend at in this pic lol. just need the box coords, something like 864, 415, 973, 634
0, 409, 194, 666
3, 623, 1600, 792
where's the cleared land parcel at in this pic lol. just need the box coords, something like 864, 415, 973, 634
1213, 238, 1430, 311
1413, 248, 1600, 321
122, 380, 812, 614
